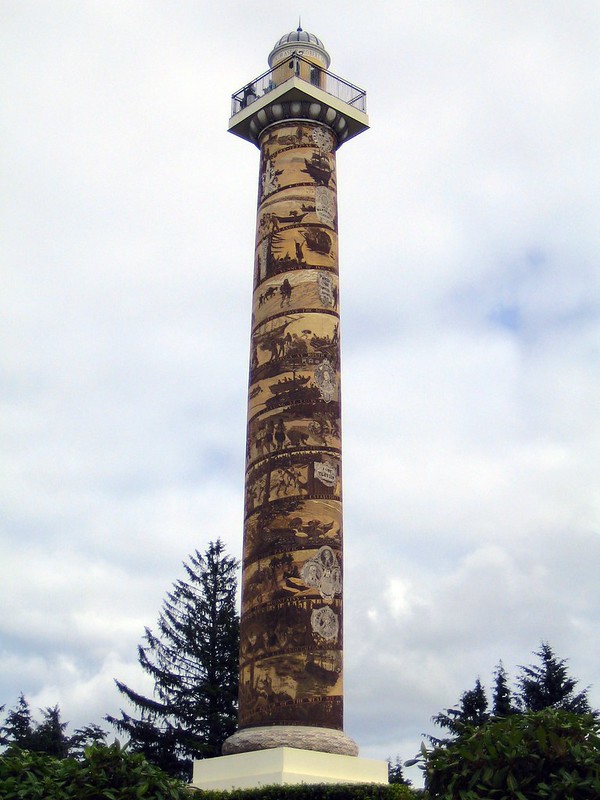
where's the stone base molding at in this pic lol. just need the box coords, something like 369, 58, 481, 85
222, 725, 359, 757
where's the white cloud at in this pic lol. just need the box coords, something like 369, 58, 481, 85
1, 2, 599, 783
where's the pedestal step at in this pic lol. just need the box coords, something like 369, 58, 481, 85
192, 746, 389, 791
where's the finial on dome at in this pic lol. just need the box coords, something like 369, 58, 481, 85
297, 16, 302, 32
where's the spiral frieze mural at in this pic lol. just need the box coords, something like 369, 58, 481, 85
239, 121, 344, 732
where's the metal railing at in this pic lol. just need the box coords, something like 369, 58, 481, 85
231, 54, 367, 117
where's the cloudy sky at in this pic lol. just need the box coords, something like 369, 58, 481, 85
2, 0, 600, 783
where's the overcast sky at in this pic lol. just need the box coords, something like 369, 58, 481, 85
2, 0, 600, 784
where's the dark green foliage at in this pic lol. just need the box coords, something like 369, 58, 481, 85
68, 723, 108, 760
1, 695, 108, 760
1, 693, 35, 749
430, 678, 489, 745
388, 754, 412, 785
196, 783, 418, 800
108, 540, 240, 778
33, 705, 70, 759
517, 642, 592, 714
0, 693, 89, 758
430, 643, 593, 744
0, 745, 420, 800
0, 741, 192, 799
418, 643, 599, 797
458, 678, 488, 727
420, 708, 600, 799
491, 661, 514, 718
67, 741, 193, 799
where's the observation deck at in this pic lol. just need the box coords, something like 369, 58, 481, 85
229, 54, 368, 147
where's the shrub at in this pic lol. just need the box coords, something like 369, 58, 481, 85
419, 708, 600, 799
0, 741, 192, 799
196, 784, 417, 800
0, 742, 422, 800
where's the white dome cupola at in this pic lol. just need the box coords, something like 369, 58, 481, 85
268, 25, 331, 70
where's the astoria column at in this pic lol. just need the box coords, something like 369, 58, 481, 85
223, 27, 368, 758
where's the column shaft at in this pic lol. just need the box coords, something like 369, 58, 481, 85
240, 120, 344, 735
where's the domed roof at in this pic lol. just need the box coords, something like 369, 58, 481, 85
274, 27, 325, 49
268, 25, 331, 69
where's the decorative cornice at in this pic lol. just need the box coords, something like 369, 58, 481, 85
229, 78, 368, 148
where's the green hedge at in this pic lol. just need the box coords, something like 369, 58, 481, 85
421, 709, 600, 799
1, 744, 420, 800
197, 784, 416, 800
0, 742, 192, 799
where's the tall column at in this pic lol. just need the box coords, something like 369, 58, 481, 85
223, 28, 368, 759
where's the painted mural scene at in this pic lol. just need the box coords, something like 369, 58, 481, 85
4, 10, 600, 800
236, 105, 349, 754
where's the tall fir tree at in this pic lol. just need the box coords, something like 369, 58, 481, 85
1, 694, 34, 749
387, 754, 412, 785
460, 677, 489, 726
517, 641, 591, 713
1, 697, 74, 757
430, 677, 489, 744
107, 540, 240, 778
33, 705, 70, 758
492, 661, 514, 718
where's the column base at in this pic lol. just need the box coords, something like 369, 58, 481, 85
192, 747, 388, 790
222, 725, 359, 756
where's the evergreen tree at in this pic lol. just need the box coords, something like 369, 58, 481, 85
387, 754, 412, 785
107, 540, 240, 778
492, 660, 514, 718
33, 705, 70, 758
460, 677, 489, 726
420, 709, 600, 799
1, 694, 35, 749
1, 695, 108, 759
68, 723, 108, 760
517, 641, 592, 714
430, 678, 489, 744
428, 643, 595, 749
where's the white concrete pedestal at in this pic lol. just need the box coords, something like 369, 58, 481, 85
192, 747, 389, 791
